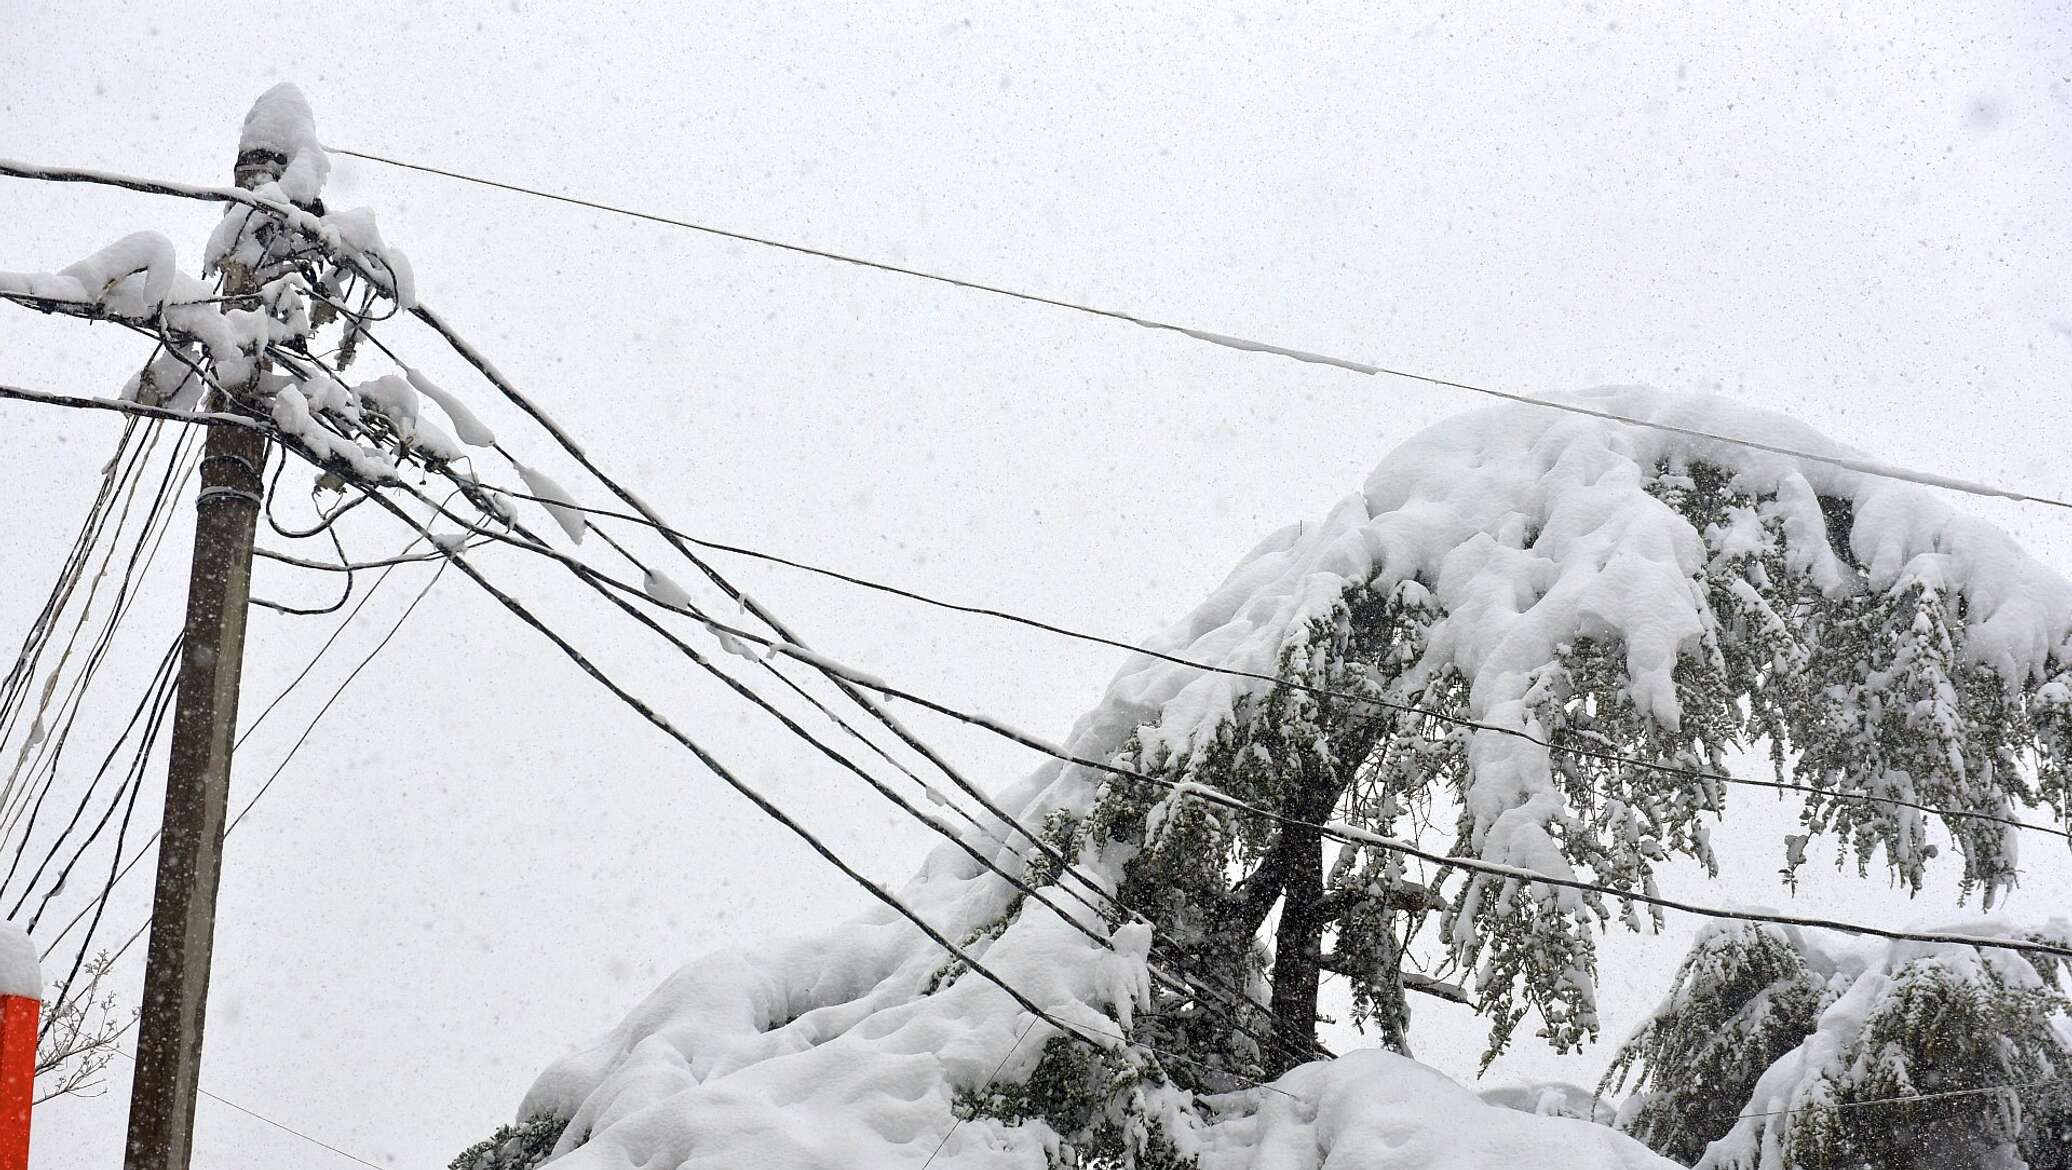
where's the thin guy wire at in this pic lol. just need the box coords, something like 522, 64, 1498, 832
106, 1050, 385, 1170
316, 147, 2072, 513
1712, 1073, 2068, 1123
922, 1018, 1038, 1169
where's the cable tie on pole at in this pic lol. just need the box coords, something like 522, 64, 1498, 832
198, 452, 264, 480
194, 486, 263, 509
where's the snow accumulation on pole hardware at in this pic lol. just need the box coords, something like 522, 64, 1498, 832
484, 387, 2072, 1170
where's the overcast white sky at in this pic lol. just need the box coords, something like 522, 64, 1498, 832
4, 3, 2070, 1166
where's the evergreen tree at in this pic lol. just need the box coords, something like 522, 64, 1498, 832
1603, 921, 2072, 1169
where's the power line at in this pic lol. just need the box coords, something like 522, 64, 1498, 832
5, 430, 195, 910
372, 464, 2072, 965
208, 323, 2072, 978
338, 476, 1146, 1065
40, 525, 461, 958
15, 297, 1331, 1076
11, 158, 2069, 845
368, 474, 1323, 1094
414, 305, 1126, 996
11, 154, 2071, 1094
0, 378, 270, 435
421, 477, 1332, 1069
315, 147, 2072, 515
471, 484, 2071, 847
6, 156, 2068, 513
227, 558, 449, 835
14, 353, 2072, 969
14, 297, 2072, 1141
107, 1050, 385, 1170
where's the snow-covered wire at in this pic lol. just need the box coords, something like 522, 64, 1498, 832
0, 379, 271, 435
0, 422, 146, 799
25, 343, 1166, 1069
475, 484, 2072, 846
0, 420, 136, 744
15, 153, 2063, 875
321, 147, 2072, 514
371, 446, 2072, 966
255, 544, 459, 572
23, 139, 2062, 885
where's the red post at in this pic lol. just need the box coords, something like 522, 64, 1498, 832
0, 922, 37, 1170
0, 994, 33, 1170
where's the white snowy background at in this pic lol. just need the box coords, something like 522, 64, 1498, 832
2, 3, 2069, 1166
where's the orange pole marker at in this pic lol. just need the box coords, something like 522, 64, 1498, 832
0, 995, 32, 1170
0, 923, 37, 1170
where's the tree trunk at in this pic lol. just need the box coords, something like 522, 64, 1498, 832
1265, 818, 1324, 1076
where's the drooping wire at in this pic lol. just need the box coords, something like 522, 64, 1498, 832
0, 421, 164, 813
473, 485, 2072, 846
1, 428, 197, 897
369, 466, 2072, 963
0, 419, 138, 748
36, 506, 474, 958
34, 633, 183, 1040
9, 634, 183, 927
406, 469, 1326, 1069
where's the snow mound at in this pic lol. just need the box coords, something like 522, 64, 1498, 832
517, 387, 2067, 1169
1196, 1053, 1665, 1170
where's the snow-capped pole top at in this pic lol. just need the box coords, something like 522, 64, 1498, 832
0, 921, 39, 1000
237, 82, 328, 203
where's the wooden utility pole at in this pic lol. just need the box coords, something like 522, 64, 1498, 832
122, 144, 278, 1170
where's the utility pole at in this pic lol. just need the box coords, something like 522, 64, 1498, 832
122, 137, 278, 1170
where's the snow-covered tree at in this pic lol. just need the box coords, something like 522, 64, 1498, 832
1604, 921, 2072, 1169
474, 388, 2071, 1170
